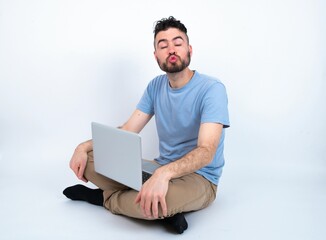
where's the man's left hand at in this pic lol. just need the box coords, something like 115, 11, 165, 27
134, 171, 169, 219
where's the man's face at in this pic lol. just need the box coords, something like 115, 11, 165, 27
154, 28, 192, 73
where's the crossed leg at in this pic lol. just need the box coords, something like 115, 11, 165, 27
64, 151, 217, 234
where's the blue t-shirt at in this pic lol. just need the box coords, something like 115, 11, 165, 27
136, 71, 230, 185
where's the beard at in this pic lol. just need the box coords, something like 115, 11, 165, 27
157, 51, 191, 73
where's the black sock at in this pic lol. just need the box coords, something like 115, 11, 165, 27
63, 184, 104, 206
162, 213, 188, 234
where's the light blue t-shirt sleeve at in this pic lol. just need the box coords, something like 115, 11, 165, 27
136, 80, 155, 115
200, 81, 230, 128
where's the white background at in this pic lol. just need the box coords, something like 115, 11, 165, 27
0, 0, 325, 239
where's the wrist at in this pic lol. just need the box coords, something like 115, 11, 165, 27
155, 165, 174, 181
76, 140, 92, 153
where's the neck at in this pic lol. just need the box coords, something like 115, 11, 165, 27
167, 68, 194, 89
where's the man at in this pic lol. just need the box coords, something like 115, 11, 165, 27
63, 16, 230, 234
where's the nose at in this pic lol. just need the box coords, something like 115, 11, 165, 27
168, 45, 176, 55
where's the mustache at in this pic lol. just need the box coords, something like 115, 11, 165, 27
166, 52, 180, 61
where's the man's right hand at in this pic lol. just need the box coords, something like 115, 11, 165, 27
69, 141, 92, 182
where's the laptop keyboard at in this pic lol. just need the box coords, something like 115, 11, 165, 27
142, 171, 152, 183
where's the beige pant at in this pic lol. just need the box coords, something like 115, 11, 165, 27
84, 151, 217, 220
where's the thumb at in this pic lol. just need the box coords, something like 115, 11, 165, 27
77, 163, 86, 180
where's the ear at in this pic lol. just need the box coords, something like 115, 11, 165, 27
153, 50, 158, 61
188, 44, 193, 57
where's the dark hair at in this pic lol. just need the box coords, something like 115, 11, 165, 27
153, 16, 188, 41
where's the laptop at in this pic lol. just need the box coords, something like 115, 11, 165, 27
91, 122, 160, 191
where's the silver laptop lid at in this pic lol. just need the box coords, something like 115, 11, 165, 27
91, 122, 143, 191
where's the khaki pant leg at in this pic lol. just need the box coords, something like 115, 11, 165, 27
165, 173, 217, 215
104, 172, 217, 219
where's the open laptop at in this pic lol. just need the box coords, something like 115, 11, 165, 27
91, 122, 159, 191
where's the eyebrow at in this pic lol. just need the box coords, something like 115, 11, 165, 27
157, 36, 184, 46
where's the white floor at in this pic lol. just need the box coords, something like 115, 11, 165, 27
1, 152, 325, 240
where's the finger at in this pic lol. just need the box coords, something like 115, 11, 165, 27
69, 161, 78, 176
152, 198, 159, 219
136, 189, 146, 217
77, 164, 86, 180
160, 197, 168, 217
81, 176, 88, 183
135, 189, 145, 215
140, 196, 147, 217
75, 161, 87, 181
144, 196, 152, 218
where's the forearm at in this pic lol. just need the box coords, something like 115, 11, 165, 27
154, 145, 215, 180
120, 109, 153, 133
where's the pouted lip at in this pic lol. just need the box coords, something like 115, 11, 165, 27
167, 55, 179, 63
